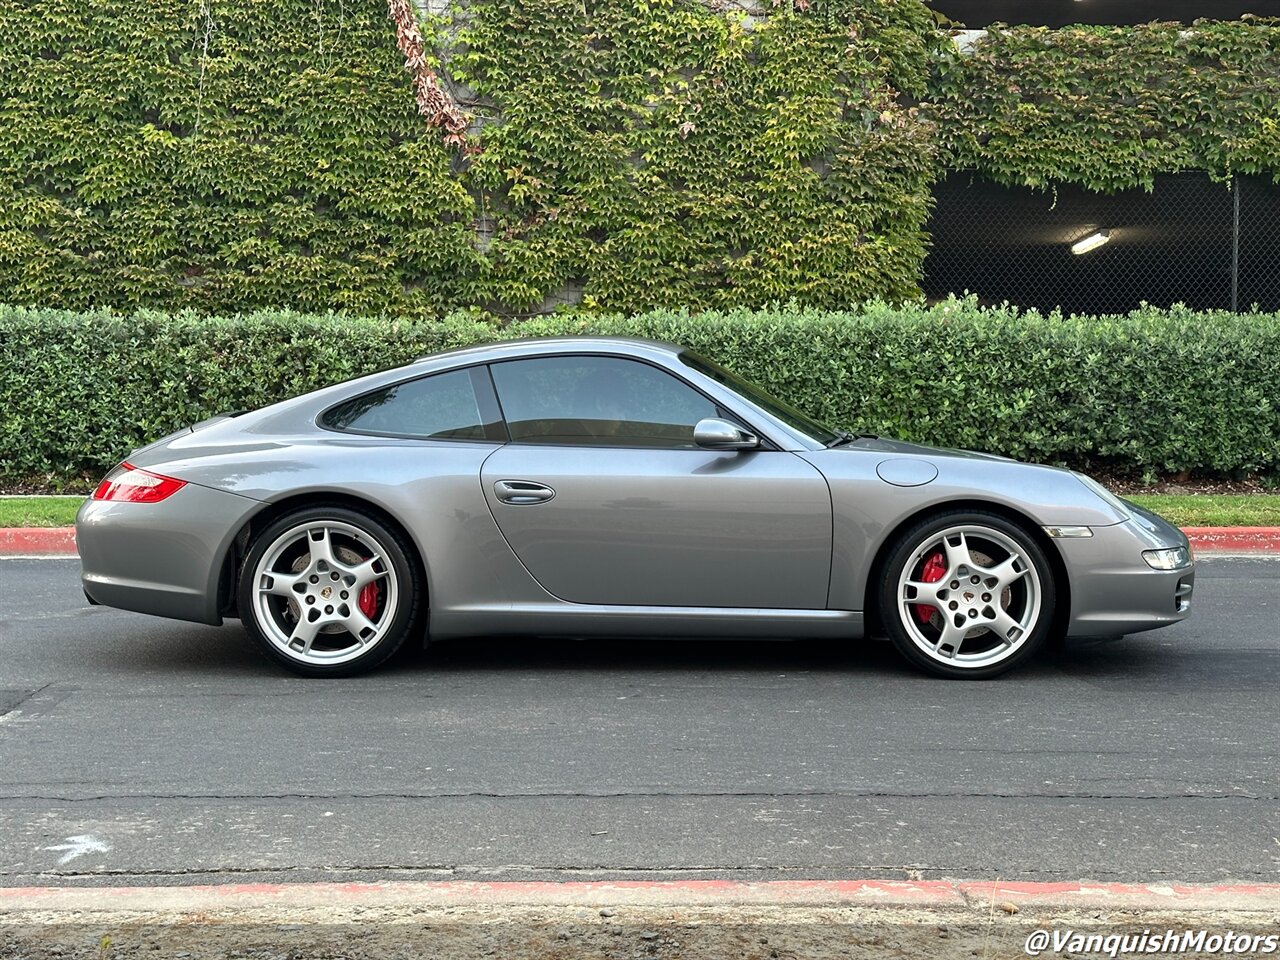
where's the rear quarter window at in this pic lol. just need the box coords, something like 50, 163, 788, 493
321, 369, 499, 441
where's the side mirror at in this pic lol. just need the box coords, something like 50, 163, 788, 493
694, 417, 759, 451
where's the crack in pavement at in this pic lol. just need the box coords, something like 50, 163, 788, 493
0, 684, 53, 724
0, 863, 1257, 882
0, 684, 52, 717
0, 790, 1275, 802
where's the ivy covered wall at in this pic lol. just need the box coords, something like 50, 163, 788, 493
0, 1, 1278, 316
453, 0, 942, 312
0, 0, 942, 315
0, 0, 483, 316
928, 18, 1280, 192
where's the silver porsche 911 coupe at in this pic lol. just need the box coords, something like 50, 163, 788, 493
77, 337, 1194, 679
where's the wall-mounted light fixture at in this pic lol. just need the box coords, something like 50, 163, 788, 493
1070, 230, 1111, 255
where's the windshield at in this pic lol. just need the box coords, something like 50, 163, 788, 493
679, 351, 841, 447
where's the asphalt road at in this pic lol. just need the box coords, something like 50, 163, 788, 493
0, 557, 1277, 887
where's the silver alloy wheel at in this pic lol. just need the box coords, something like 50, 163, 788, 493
896, 524, 1043, 670
251, 520, 399, 666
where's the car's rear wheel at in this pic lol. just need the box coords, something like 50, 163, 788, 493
237, 506, 422, 677
878, 510, 1057, 679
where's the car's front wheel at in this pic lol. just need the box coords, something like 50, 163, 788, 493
237, 505, 422, 677
879, 510, 1057, 679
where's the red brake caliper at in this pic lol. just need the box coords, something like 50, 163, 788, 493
357, 561, 380, 619
914, 551, 946, 624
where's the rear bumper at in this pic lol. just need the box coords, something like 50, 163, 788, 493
1059, 511, 1194, 638
77, 483, 263, 625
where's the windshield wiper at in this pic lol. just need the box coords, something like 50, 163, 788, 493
826, 429, 879, 448
827, 429, 857, 448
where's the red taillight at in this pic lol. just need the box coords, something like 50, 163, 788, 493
92, 462, 187, 503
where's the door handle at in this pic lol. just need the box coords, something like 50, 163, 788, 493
494, 479, 556, 505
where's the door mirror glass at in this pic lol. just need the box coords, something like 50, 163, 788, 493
694, 418, 759, 450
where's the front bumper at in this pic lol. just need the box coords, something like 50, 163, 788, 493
1058, 506, 1194, 638
77, 483, 263, 625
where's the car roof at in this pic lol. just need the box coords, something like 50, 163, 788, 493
412, 336, 685, 366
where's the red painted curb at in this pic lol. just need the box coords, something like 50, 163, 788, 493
1, 879, 1278, 913
954, 879, 1280, 910
1184, 526, 1280, 555
0, 527, 76, 556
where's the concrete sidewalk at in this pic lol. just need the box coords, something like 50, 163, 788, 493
3, 880, 1278, 959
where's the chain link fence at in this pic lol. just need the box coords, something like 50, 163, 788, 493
923, 171, 1280, 315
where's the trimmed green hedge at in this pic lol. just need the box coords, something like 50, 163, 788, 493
4, 301, 1278, 489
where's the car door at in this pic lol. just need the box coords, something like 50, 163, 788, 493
479, 354, 832, 609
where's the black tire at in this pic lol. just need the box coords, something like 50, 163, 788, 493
877, 510, 1058, 680
237, 505, 424, 677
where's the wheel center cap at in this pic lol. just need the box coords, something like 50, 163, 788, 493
321, 586, 333, 600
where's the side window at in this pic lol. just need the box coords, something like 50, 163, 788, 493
490, 356, 720, 447
322, 369, 499, 441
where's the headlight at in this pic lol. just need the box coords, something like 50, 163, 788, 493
1143, 546, 1191, 570
1074, 473, 1132, 520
